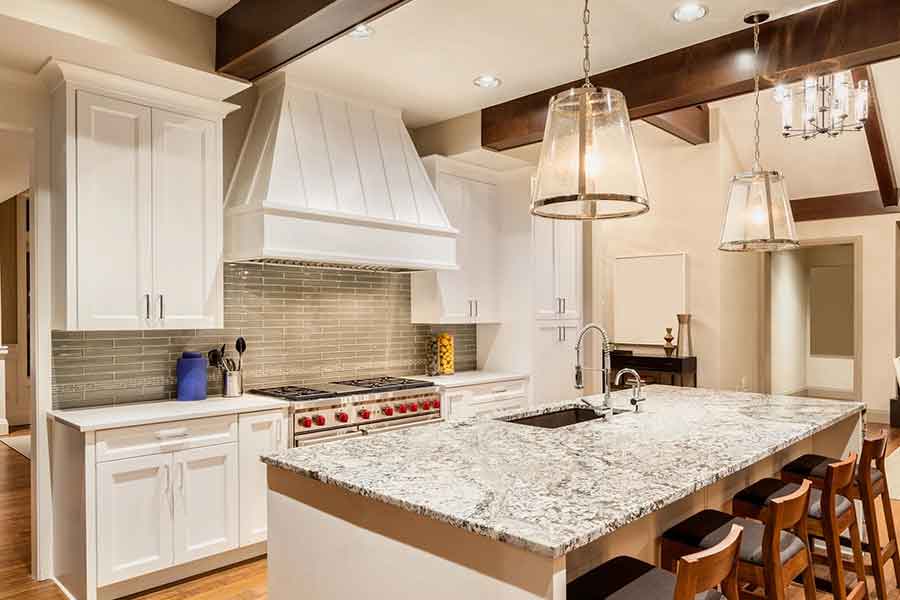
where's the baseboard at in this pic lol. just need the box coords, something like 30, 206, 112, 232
51, 577, 79, 600
0, 417, 8, 436
97, 542, 266, 600
867, 408, 890, 425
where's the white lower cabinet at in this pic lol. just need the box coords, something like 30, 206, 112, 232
444, 378, 529, 420
97, 454, 174, 586
238, 410, 289, 546
173, 444, 239, 564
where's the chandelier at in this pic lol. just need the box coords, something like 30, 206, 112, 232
774, 72, 869, 139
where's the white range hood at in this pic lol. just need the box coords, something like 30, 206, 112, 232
224, 74, 458, 271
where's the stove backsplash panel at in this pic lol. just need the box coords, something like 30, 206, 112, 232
52, 263, 476, 409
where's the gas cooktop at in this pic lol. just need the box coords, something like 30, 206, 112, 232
251, 377, 433, 401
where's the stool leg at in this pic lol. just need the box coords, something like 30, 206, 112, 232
880, 488, 900, 587
848, 516, 869, 598
825, 521, 849, 600
801, 554, 817, 600
861, 490, 889, 600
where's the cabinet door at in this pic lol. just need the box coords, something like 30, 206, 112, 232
532, 216, 560, 320
554, 220, 582, 321
532, 323, 582, 405
468, 179, 499, 322
436, 173, 473, 321
172, 443, 239, 564
75, 91, 152, 330
238, 410, 289, 546
97, 453, 173, 585
151, 110, 222, 329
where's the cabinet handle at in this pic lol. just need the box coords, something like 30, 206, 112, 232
276, 419, 283, 445
145, 294, 151, 319
557, 326, 562, 342
474, 299, 479, 318
159, 294, 165, 320
562, 326, 567, 342
177, 461, 186, 497
156, 427, 188, 440
161, 464, 170, 497
468, 300, 473, 318
562, 297, 567, 314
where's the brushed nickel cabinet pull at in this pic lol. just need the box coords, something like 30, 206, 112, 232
145, 294, 151, 319
159, 294, 164, 320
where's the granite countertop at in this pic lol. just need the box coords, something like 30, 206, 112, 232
412, 371, 530, 388
50, 394, 290, 432
263, 386, 864, 558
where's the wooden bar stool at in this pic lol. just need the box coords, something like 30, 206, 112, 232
568, 524, 743, 599
661, 479, 816, 600
733, 454, 867, 600
781, 432, 899, 600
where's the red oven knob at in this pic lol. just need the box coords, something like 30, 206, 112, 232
397, 404, 407, 414
382, 406, 394, 417
358, 409, 371, 420
433, 398, 441, 409
408, 403, 418, 412
300, 416, 313, 428
336, 411, 349, 423
421, 400, 432, 410
313, 415, 326, 427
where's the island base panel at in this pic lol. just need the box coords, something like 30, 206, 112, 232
267, 467, 566, 600
566, 413, 862, 582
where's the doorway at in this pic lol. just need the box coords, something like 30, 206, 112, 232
766, 239, 861, 401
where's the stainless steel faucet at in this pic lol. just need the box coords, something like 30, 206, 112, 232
574, 323, 612, 406
615, 368, 646, 412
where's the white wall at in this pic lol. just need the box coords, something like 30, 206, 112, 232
769, 251, 808, 394
0, 130, 31, 201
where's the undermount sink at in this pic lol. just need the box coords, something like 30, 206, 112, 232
503, 407, 610, 429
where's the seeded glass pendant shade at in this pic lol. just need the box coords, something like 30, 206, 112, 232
719, 170, 798, 251
718, 11, 798, 252
530, 0, 649, 221
531, 87, 650, 220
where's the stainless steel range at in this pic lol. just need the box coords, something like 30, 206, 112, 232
252, 377, 441, 447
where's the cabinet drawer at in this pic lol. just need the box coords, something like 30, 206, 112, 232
456, 379, 528, 399
96, 415, 238, 463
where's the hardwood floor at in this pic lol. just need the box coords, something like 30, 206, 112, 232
4, 425, 900, 599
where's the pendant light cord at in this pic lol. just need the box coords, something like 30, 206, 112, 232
752, 20, 762, 171
582, 0, 593, 87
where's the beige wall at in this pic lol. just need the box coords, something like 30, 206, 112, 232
769, 251, 808, 394
0, 0, 215, 71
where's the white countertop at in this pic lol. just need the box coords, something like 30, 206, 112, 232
49, 394, 290, 432
412, 371, 529, 388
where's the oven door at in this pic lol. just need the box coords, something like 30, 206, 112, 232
294, 427, 363, 447
359, 414, 442, 435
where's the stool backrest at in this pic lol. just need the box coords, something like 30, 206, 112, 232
822, 453, 858, 516
766, 478, 812, 531
674, 524, 742, 600
859, 431, 887, 490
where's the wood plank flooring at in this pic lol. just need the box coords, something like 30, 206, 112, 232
4, 425, 900, 599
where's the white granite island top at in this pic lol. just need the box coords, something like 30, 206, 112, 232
263, 386, 864, 558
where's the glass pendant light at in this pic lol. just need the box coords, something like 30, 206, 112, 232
719, 11, 799, 252
531, 0, 649, 220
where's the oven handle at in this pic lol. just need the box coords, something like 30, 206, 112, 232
294, 429, 364, 447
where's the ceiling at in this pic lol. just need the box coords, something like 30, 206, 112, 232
166, 0, 239, 17
284, 0, 831, 128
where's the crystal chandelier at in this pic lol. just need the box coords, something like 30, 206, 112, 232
530, 0, 649, 220
719, 11, 799, 253
775, 72, 869, 139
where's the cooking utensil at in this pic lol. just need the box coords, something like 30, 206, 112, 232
207, 348, 222, 370
235, 337, 246, 371
224, 357, 237, 372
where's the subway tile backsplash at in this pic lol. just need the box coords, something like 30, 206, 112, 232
52, 263, 476, 409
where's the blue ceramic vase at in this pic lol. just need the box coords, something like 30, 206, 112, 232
176, 352, 208, 401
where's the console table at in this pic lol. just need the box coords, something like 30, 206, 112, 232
611, 351, 697, 387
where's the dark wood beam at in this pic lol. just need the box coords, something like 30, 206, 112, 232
851, 67, 898, 207
217, 0, 412, 81
790, 190, 900, 222
643, 105, 710, 145
482, 0, 900, 151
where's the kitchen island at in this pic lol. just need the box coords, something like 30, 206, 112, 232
263, 386, 864, 600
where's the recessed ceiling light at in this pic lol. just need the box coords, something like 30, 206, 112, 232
348, 23, 374, 39
473, 74, 502, 89
672, 3, 708, 23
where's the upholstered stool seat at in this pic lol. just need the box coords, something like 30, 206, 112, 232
733, 477, 852, 519
783, 453, 883, 485
662, 509, 805, 566
567, 556, 724, 600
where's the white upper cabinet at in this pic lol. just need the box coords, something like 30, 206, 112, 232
411, 157, 500, 324
533, 218, 582, 322
152, 110, 222, 329
47, 62, 234, 330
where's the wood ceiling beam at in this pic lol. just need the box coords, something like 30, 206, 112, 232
790, 190, 900, 222
482, 0, 900, 151
851, 67, 898, 207
216, 0, 412, 81
643, 105, 710, 145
